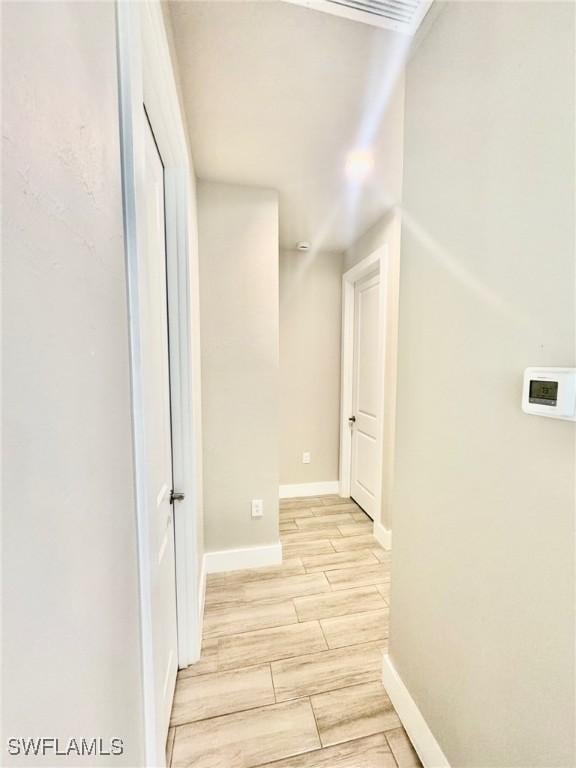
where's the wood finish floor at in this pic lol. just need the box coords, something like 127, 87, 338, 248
168, 495, 421, 768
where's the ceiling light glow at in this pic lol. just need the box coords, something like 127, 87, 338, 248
345, 149, 374, 182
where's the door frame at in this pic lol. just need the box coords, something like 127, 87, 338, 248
339, 246, 388, 522
117, 2, 203, 765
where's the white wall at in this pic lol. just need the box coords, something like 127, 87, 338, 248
345, 210, 402, 532
2, 2, 144, 763
280, 249, 343, 486
389, 2, 575, 765
197, 181, 280, 552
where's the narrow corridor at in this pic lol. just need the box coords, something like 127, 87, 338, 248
167, 496, 420, 767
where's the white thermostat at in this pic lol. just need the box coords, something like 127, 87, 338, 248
522, 367, 576, 421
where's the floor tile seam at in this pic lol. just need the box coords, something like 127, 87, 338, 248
217, 645, 332, 674
326, 578, 392, 591
324, 582, 388, 594
203, 618, 299, 641
268, 638, 387, 671
272, 672, 385, 706
384, 731, 402, 768
205, 586, 333, 608
268, 662, 278, 704
248, 732, 395, 768
170, 692, 326, 734
302, 555, 382, 575
169, 694, 276, 730
307, 693, 324, 750
204, 596, 302, 616
318, 633, 391, 651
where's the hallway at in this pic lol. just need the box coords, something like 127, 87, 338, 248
167, 496, 420, 767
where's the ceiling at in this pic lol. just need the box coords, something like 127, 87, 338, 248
168, 1, 409, 252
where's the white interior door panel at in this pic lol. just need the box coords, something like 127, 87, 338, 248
142, 110, 178, 751
350, 272, 380, 518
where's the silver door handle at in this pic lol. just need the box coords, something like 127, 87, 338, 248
170, 490, 185, 504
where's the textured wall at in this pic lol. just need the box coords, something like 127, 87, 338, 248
2, 3, 144, 763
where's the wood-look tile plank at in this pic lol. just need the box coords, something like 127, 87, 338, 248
217, 620, 327, 670
331, 534, 378, 552
302, 549, 378, 573
320, 609, 389, 649
280, 498, 324, 510
385, 727, 422, 767
207, 559, 305, 588
282, 528, 343, 543
326, 564, 391, 591
204, 600, 298, 638
337, 522, 374, 537
242, 573, 330, 602
280, 507, 317, 520
205, 571, 326, 608
282, 540, 335, 559
294, 586, 386, 622
171, 664, 275, 726
204, 588, 242, 609
178, 638, 219, 678
312, 503, 359, 516
296, 513, 354, 529
372, 548, 392, 563
311, 682, 401, 747
280, 521, 298, 532
255, 733, 396, 768
351, 511, 371, 522
271, 642, 383, 701
321, 496, 353, 506
172, 699, 321, 768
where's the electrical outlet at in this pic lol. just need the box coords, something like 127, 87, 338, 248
302, 452, 311, 464
251, 499, 263, 518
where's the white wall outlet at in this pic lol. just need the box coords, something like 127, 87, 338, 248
251, 499, 263, 518
302, 452, 311, 464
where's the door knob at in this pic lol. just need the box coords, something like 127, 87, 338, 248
170, 490, 185, 504
348, 416, 356, 423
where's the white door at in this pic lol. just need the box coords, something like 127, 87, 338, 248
141, 111, 178, 753
350, 272, 380, 519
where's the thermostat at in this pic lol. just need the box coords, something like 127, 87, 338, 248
522, 367, 576, 421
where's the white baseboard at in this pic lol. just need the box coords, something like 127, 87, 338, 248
204, 542, 283, 574
382, 653, 450, 768
279, 481, 340, 499
374, 520, 392, 550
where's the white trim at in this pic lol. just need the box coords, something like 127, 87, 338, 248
339, 247, 388, 519
116, 7, 157, 764
374, 520, 392, 550
116, 2, 202, 764
204, 543, 283, 574
198, 556, 207, 640
279, 481, 340, 499
140, 2, 204, 672
382, 654, 451, 768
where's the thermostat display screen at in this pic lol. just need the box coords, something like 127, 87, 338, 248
529, 379, 558, 406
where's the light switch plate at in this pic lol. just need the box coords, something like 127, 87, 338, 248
302, 452, 311, 464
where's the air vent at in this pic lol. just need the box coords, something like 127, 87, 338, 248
283, 0, 433, 34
